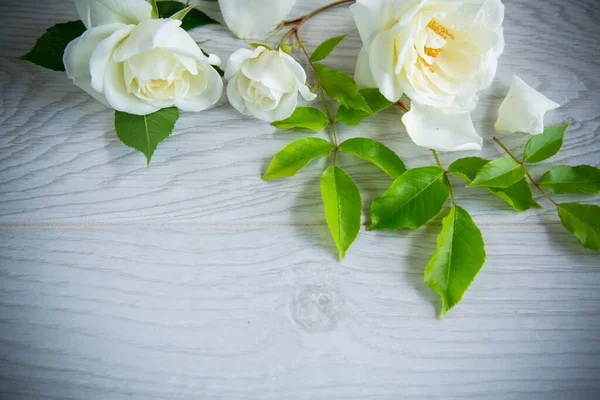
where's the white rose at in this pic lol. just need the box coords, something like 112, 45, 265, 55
225, 47, 317, 122
351, 0, 505, 151
218, 0, 296, 39
64, 1, 223, 116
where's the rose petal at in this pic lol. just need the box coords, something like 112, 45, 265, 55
63, 23, 126, 106
225, 47, 265, 80
113, 19, 205, 63
402, 102, 482, 151
494, 75, 560, 135
175, 62, 224, 112
73, 0, 152, 29
278, 50, 317, 101
89, 25, 136, 93
241, 50, 295, 93
103, 61, 160, 115
218, 0, 296, 39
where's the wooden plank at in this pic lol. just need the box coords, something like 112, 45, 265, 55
0, 225, 599, 399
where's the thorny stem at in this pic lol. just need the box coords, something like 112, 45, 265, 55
493, 136, 559, 207
431, 149, 455, 205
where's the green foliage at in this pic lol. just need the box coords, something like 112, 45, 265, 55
339, 137, 406, 178
523, 123, 569, 163
424, 205, 486, 317
336, 88, 393, 126
558, 203, 600, 251
149, 0, 159, 18
310, 34, 347, 62
18, 21, 86, 72
271, 107, 329, 131
114, 107, 180, 165
314, 64, 372, 114
262, 138, 333, 180
449, 157, 540, 212
157, 1, 218, 30
539, 165, 600, 194
470, 157, 526, 188
370, 166, 450, 230
321, 166, 362, 260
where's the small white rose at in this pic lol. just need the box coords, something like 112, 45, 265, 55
73, 0, 153, 29
351, 0, 505, 112
218, 0, 296, 39
402, 103, 482, 152
495, 75, 560, 135
64, 18, 224, 115
225, 47, 317, 122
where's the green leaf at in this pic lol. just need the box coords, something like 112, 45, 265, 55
321, 166, 362, 260
247, 42, 273, 51
339, 137, 406, 178
336, 88, 393, 126
523, 123, 569, 163
157, 1, 218, 30
271, 107, 329, 131
424, 205, 486, 317
310, 34, 347, 62
18, 20, 86, 72
263, 138, 333, 180
539, 165, 600, 194
370, 166, 450, 230
470, 157, 526, 188
558, 203, 600, 251
114, 107, 180, 165
314, 64, 372, 114
149, 0, 159, 18
449, 157, 540, 212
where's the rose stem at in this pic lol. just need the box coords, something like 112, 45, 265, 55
282, 0, 356, 26
431, 149, 455, 205
492, 136, 558, 207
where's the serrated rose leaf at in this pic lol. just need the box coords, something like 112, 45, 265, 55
339, 137, 406, 178
157, 1, 218, 30
336, 88, 393, 126
558, 203, 600, 251
449, 157, 540, 212
539, 165, 600, 194
470, 157, 526, 188
321, 166, 362, 260
314, 64, 372, 114
370, 166, 449, 230
263, 137, 333, 180
18, 21, 86, 71
425, 205, 486, 317
310, 34, 347, 62
271, 107, 329, 131
523, 123, 569, 163
114, 107, 179, 164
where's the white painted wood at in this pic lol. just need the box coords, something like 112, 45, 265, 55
0, 0, 599, 399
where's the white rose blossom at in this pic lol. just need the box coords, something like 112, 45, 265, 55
225, 46, 317, 122
218, 0, 297, 39
64, 0, 224, 116
351, 0, 505, 151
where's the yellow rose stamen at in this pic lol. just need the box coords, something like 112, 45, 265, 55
424, 47, 443, 58
426, 19, 455, 40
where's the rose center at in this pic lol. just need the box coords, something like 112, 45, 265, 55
417, 19, 455, 72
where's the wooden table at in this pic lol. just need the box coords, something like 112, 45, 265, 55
1, 1, 599, 398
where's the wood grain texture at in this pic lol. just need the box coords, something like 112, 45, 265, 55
0, 0, 599, 399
